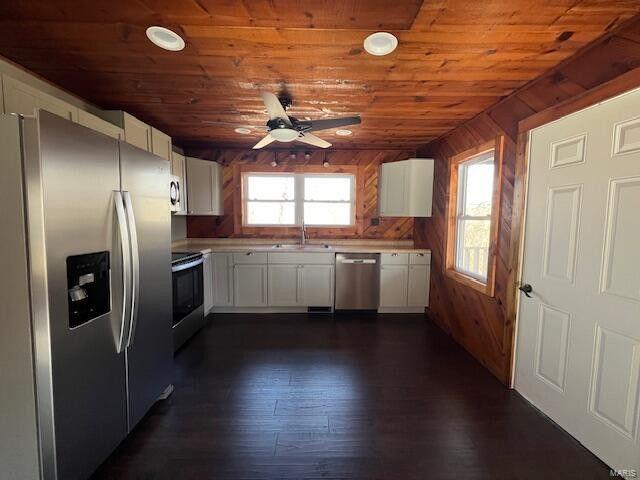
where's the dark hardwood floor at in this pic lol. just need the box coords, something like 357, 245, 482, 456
91, 313, 609, 479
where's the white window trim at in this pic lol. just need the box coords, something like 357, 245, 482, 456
454, 152, 494, 283
242, 172, 356, 228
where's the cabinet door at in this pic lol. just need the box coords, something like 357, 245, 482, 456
212, 253, 234, 307
123, 113, 152, 151
77, 110, 124, 140
202, 253, 213, 314
407, 264, 429, 307
151, 127, 172, 160
268, 265, 300, 306
379, 265, 408, 307
171, 151, 188, 214
301, 265, 334, 307
3, 75, 78, 121
379, 162, 409, 216
210, 162, 223, 215
234, 265, 267, 307
407, 159, 434, 217
186, 157, 223, 215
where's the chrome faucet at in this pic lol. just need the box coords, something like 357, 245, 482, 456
300, 223, 306, 245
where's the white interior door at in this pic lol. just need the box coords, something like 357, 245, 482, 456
515, 88, 640, 477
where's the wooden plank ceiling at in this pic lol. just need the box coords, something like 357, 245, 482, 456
0, 0, 638, 149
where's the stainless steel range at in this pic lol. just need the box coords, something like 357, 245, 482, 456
171, 251, 205, 351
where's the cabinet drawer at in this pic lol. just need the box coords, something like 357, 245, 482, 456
233, 251, 268, 264
409, 252, 431, 265
381, 253, 409, 265
268, 252, 334, 265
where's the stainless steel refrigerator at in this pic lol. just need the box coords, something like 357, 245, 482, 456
0, 110, 173, 480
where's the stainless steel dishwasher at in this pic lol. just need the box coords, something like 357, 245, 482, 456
334, 253, 380, 310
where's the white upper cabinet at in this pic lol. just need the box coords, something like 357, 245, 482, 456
77, 110, 124, 140
123, 113, 152, 151
2, 75, 78, 121
151, 127, 172, 161
171, 151, 188, 215
379, 158, 434, 217
185, 156, 223, 216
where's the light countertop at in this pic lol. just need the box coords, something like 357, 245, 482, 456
172, 238, 430, 255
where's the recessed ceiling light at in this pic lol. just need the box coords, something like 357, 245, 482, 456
335, 129, 352, 136
146, 26, 185, 51
234, 127, 251, 135
363, 32, 398, 56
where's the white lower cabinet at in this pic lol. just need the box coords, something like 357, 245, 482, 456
202, 252, 213, 314
266, 264, 334, 307
211, 253, 234, 307
379, 265, 409, 307
268, 265, 300, 306
300, 264, 334, 307
407, 264, 429, 307
234, 264, 268, 307
379, 252, 430, 311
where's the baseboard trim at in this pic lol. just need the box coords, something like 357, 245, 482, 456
378, 307, 426, 313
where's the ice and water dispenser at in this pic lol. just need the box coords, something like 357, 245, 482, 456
66, 251, 111, 328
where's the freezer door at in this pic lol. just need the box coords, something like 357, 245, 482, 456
26, 111, 128, 480
119, 142, 173, 429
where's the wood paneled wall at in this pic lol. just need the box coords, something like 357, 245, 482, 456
414, 15, 640, 385
184, 148, 416, 239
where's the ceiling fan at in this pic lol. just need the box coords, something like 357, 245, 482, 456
251, 91, 361, 149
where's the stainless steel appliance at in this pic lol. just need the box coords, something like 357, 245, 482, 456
172, 251, 205, 351
0, 110, 173, 480
334, 253, 380, 310
169, 174, 182, 213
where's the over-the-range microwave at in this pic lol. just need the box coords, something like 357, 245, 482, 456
169, 174, 182, 213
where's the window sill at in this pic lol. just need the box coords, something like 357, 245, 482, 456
445, 267, 495, 297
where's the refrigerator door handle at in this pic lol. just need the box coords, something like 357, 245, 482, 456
123, 191, 140, 348
114, 191, 132, 354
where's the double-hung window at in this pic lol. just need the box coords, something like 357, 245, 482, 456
243, 173, 355, 227
446, 137, 503, 295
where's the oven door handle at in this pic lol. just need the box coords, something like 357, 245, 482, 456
171, 257, 204, 273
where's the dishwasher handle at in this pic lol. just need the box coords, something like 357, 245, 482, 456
339, 258, 377, 264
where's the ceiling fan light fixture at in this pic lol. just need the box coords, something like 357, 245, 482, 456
270, 128, 299, 142
323, 160, 330, 168
363, 32, 398, 56
270, 159, 278, 167
335, 129, 352, 136
234, 127, 251, 134
146, 26, 185, 51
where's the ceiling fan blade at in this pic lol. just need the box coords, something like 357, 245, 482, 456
252, 134, 276, 149
296, 133, 331, 149
301, 116, 361, 133
261, 91, 292, 126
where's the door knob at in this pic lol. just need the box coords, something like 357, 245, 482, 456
519, 284, 533, 298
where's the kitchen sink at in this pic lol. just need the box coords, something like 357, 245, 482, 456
271, 244, 332, 250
